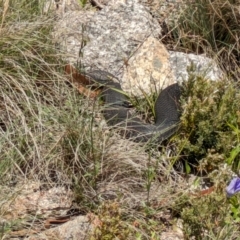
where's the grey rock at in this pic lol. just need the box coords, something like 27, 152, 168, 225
52, 0, 223, 97
80, 0, 162, 78
27, 216, 92, 240
169, 51, 223, 81
52, 10, 95, 64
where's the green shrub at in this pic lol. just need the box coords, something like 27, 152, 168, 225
172, 191, 239, 239
176, 67, 240, 173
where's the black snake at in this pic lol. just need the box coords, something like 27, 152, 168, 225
85, 70, 181, 142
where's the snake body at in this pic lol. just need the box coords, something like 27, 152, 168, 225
86, 70, 181, 142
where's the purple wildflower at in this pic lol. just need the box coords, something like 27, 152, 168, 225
226, 177, 240, 197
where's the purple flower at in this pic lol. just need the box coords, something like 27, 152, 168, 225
226, 177, 240, 197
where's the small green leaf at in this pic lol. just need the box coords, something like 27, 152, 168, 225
226, 146, 240, 165
185, 160, 191, 174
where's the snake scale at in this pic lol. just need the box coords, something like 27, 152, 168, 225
85, 70, 181, 142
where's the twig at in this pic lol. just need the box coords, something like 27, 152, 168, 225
90, 0, 105, 9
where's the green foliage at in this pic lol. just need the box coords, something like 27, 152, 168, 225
177, 68, 240, 173
130, 91, 158, 124
78, 0, 89, 7
227, 195, 240, 223
145, 154, 157, 206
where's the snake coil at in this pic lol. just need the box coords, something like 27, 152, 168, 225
86, 70, 181, 142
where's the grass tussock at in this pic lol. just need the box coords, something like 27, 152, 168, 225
1, 0, 240, 239
169, 0, 240, 78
